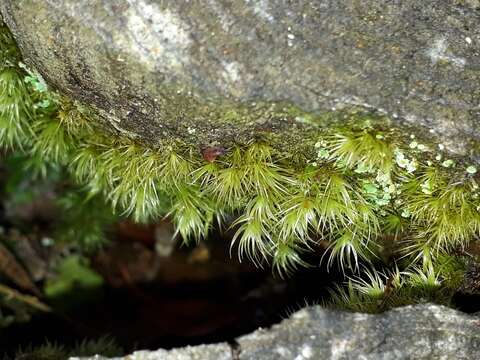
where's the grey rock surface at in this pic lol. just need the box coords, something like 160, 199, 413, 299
1, 1, 479, 152
73, 304, 480, 360
70, 344, 233, 360
237, 304, 480, 360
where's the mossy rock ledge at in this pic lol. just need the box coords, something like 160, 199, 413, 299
1, 0, 480, 274
1, 0, 479, 154
1, 2, 480, 358
0, 0, 480, 265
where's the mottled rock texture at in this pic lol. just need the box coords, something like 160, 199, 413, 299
71, 344, 233, 360
73, 304, 480, 360
1, 0, 479, 152
236, 304, 480, 360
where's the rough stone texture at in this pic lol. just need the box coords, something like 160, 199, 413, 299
74, 304, 480, 360
1, 1, 479, 152
70, 344, 233, 360
236, 304, 480, 360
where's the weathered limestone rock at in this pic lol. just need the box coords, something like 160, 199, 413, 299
70, 344, 233, 360
73, 304, 480, 360
1, 1, 479, 153
236, 304, 480, 360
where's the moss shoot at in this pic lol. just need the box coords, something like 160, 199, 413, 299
1, 23, 479, 310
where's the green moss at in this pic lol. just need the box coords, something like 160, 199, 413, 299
328, 254, 467, 313
4, 336, 123, 359
1, 21, 479, 303
44, 255, 103, 299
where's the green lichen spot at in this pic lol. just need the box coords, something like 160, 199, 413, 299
467, 165, 477, 174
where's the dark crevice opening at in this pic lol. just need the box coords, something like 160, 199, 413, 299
0, 223, 343, 357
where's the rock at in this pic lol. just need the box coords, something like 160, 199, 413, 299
236, 304, 480, 360
70, 344, 233, 360
1, 1, 479, 153
73, 304, 480, 360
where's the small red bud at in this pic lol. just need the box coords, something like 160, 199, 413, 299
201, 147, 225, 162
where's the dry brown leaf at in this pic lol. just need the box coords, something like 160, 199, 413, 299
0, 242, 40, 296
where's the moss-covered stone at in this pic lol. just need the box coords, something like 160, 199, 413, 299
1, 5, 480, 309
2, 20, 480, 280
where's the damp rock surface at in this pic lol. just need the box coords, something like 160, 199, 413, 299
1, 0, 479, 152
73, 304, 480, 360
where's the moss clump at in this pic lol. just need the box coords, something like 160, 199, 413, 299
1, 23, 479, 308
327, 254, 466, 313
3, 336, 123, 360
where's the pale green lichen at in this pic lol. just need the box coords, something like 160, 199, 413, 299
467, 165, 477, 174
